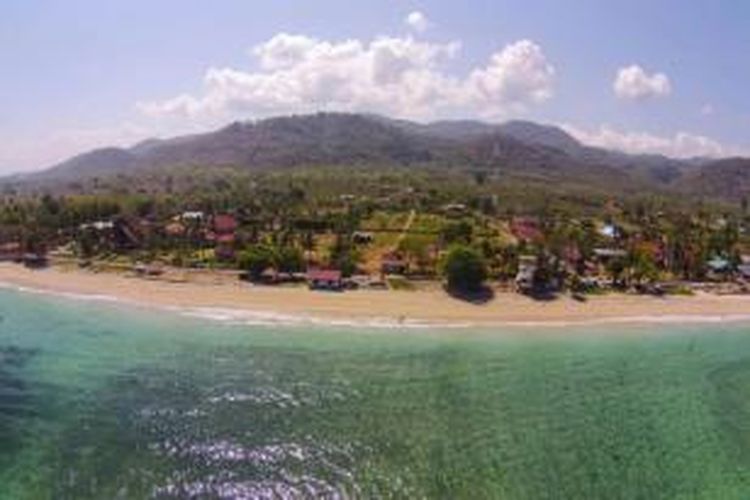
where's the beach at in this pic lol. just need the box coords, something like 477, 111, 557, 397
1, 262, 749, 327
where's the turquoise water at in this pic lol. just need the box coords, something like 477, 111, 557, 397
2, 288, 750, 499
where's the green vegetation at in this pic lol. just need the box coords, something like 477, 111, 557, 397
441, 245, 488, 292
0, 161, 748, 295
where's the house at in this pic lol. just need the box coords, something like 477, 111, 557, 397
381, 254, 408, 275
593, 248, 627, 262
442, 203, 468, 217
510, 217, 543, 243
352, 232, 374, 245
215, 233, 236, 260
0, 242, 21, 262
22, 253, 48, 269
79, 220, 115, 231
181, 211, 205, 221
213, 214, 238, 234
213, 215, 238, 261
599, 224, 620, 239
706, 257, 732, 280
307, 269, 343, 291
134, 262, 164, 277
737, 264, 750, 280
515, 255, 538, 293
165, 222, 186, 237
113, 218, 142, 250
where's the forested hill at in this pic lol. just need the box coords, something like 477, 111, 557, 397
8, 113, 750, 202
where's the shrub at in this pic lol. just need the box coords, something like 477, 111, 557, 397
238, 245, 276, 280
441, 245, 487, 292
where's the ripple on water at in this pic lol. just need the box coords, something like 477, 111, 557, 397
150, 440, 359, 499
152, 474, 350, 499
207, 388, 301, 409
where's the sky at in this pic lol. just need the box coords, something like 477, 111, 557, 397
2, 0, 750, 173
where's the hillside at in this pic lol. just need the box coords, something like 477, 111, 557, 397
677, 158, 750, 201
8, 112, 750, 202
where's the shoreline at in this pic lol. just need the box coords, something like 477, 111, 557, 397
2, 263, 750, 329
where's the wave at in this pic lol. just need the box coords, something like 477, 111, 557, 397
0, 280, 124, 304
170, 306, 468, 329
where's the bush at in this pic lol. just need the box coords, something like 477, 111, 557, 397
276, 246, 305, 273
238, 245, 276, 280
441, 221, 473, 245
441, 245, 487, 292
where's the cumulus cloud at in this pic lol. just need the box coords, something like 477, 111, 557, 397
562, 123, 746, 159
138, 33, 555, 122
405, 11, 431, 33
613, 65, 671, 100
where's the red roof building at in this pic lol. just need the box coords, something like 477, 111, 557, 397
213, 214, 238, 234
511, 217, 543, 243
216, 233, 236, 244
307, 269, 343, 290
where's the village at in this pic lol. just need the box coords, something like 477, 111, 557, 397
1, 173, 749, 301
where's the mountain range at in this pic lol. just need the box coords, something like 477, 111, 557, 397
9, 113, 750, 202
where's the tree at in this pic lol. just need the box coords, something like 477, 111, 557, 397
329, 234, 360, 277
398, 235, 431, 272
276, 246, 305, 273
441, 221, 473, 245
441, 245, 487, 292
629, 246, 659, 285
238, 245, 276, 281
606, 256, 628, 288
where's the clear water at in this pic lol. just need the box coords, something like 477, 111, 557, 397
2, 288, 750, 499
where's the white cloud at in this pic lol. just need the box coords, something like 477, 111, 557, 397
468, 40, 555, 114
138, 34, 555, 123
562, 123, 746, 159
613, 65, 671, 100
405, 11, 431, 33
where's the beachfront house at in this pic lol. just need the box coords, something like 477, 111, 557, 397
738, 263, 750, 281
113, 218, 142, 250
22, 253, 48, 269
739, 256, 750, 281
0, 242, 22, 262
381, 254, 408, 276
515, 255, 538, 293
706, 256, 732, 280
307, 269, 343, 291
212, 214, 238, 261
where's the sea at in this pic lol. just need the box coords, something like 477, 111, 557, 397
1, 285, 750, 499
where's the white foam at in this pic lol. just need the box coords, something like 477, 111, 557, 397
0, 280, 124, 304
171, 305, 467, 329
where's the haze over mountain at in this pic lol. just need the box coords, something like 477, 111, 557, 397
8, 113, 750, 201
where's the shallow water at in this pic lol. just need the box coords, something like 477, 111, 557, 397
1, 288, 750, 499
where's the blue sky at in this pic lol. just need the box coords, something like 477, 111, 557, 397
2, 0, 749, 172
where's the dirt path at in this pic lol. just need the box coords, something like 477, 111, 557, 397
394, 210, 416, 250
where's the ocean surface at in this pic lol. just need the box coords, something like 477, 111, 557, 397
1, 288, 750, 499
